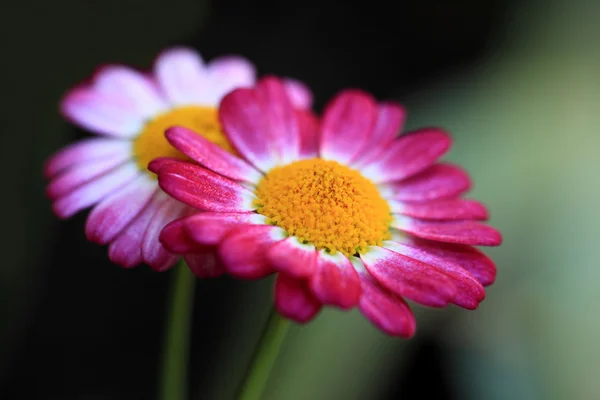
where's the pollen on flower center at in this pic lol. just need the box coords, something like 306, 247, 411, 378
254, 159, 392, 256
133, 106, 235, 174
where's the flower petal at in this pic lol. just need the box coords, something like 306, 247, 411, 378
93, 65, 167, 117
219, 224, 286, 279
46, 153, 131, 200
60, 88, 143, 137
283, 78, 313, 110
44, 138, 132, 178
141, 197, 186, 271
384, 241, 485, 309
392, 199, 489, 221
183, 212, 266, 246
184, 251, 224, 278
219, 88, 277, 171
309, 250, 361, 310
154, 47, 208, 106
165, 126, 262, 183
378, 163, 471, 202
108, 191, 167, 268
360, 246, 456, 307
297, 109, 320, 159
267, 236, 317, 278
160, 218, 205, 253
85, 175, 156, 244
205, 56, 256, 103
275, 274, 322, 323
256, 77, 300, 164
361, 128, 451, 184
394, 234, 497, 286
351, 102, 406, 168
52, 163, 139, 219
350, 258, 416, 337
157, 162, 256, 212
392, 216, 503, 246
319, 90, 377, 164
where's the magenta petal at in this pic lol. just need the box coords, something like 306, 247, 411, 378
183, 212, 265, 245
267, 237, 317, 278
396, 235, 497, 286
108, 192, 167, 268
360, 246, 456, 307
157, 162, 256, 212
148, 157, 184, 174
160, 218, 204, 253
351, 259, 416, 337
219, 88, 276, 172
44, 138, 131, 178
85, 175, 156, 244
297, 109, 320, 159
219, 224, 286, 279
319, 90, 377, 164
362, 128, 451, 184
393, 217, 503, 246
275, 274, 322, 323
283, 78, 313, 110
165, 126, 261, 183
256, 77, 300, 164
352, 102, 406, 168
385, 241, 485, 309
381, 163, 471, 202
309, 251, 361, 310
141, 198, 186, 271
396, 199, 489, 221
184, 251, 224, 278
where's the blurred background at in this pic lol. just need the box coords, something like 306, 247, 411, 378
2, 0, 599, 398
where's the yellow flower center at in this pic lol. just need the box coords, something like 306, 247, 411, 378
133, 106, 235, 174
254, 159, 392, 256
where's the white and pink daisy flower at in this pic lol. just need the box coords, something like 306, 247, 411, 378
154, 76, 502, 337
44, 47, 313, 271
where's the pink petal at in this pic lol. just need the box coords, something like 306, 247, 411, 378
157, 162, 256, 212
160, 218, 205, 253
275, 274, 322, 323
154, 47, 209, 106
218, 224, 286, 279
394, 235, 497, 286
85, 175, 157, 244
165, 126, 262, 183
351, 258, 416, 337
60, 87, 143, 137
44, 138, 132, 178
205, 56, 256, 103
319, 90, 377, 164
283, 78, 313, 110
379, 163, 471, 202
184, 251, 224, 278
393, 199, 489, 221
351, 102, 406, 168
393, 217, 503, 246
267, 236, 317, 278
46, 153, 131, 200
141, 198, 187, 271
360, 246, 456, 307
309, 250, 361, 310
183, 212, 266, 246
219, 88, 277, 171
384, 241, 485, 309
361, 128, 451, 184
147, 157, 182, 174
297, 109, 320, 159
52, 163, 139, 219
108, 191, 168, 268
256, 77, 301, 164
93, 65, 167, 117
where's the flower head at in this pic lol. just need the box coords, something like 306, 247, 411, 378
155, 76, 501, 337
45, 48, 312, 271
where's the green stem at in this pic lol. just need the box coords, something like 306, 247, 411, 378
158, 260, 196, 400
236, 308, 290, 400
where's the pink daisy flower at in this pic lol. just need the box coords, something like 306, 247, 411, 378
154, 76, 502, 337
44, 47, 313, 271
